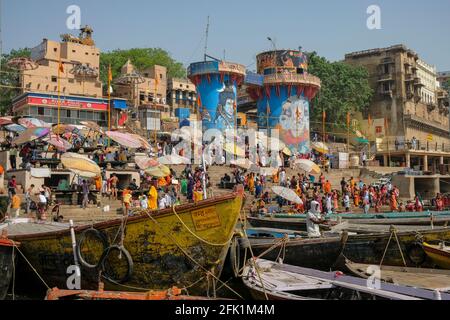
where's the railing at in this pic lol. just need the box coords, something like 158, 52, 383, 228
376, 138, 450, 153
263, 73, 321, 87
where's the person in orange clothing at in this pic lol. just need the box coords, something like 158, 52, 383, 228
323, 180, 332, 194
390, 192, 398, 212
248, 173, 255, 194
158, 177, 168, 188
94, 176, 102, 192
353, 188, 360, 207
148, 182, 158, 210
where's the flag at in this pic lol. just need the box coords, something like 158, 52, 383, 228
368, 114, 372, 127
346, 112, 350, 127
58, 60, 64, 73
108, 64, 113, 82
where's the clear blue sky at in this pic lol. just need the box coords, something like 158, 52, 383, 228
2, 0, 450, 71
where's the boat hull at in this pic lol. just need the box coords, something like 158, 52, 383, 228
423, 243, 450, 269
11, 194, 243, 296
0, 239, 15, 300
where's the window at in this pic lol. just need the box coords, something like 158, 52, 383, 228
51, 76, 57, 82
384, 65, 389, 74
72, 50, 76, 53
54, 48, 57, 52
159, 74, 162, 79
38, 107, 45, 115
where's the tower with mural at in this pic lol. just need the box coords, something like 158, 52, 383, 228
248, 50, 321, 154
188, 60, 246, 132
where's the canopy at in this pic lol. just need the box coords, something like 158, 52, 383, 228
4, 124, 26, 133
282, 147, 292, 156
106, 131, 142, 149
130, 133, 151, 150
135, 156, 160, 170
0, 117, 13, 126
230, 158, 255, 170
17, 117, 50, 129
145, 164, 171, 178
61, 152, 101, 178
312, 142, 329, 154
13, 127, 50, 145
158, 154, 191, 165
44, 134, 73, 151
271, 186, 303, 205
52, 124, 76, 135
294, 159, 321, 174
80, 121, 102, 132
259, 167, 278, 177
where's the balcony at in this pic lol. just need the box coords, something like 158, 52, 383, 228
377, 74, 394, 82
380, 57, 394, 65
414, 77, 424, 87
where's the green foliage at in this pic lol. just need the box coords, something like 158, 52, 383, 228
99, 48, 186, 86
0, 48, 31, 115
307, 52, 373, 129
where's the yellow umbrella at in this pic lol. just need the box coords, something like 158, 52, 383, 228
223, 142, 245, 157
282, 147, 292, 156
294, 159, 321, 174
312, 141, 329, 154
61, 152, 101, 178
145, 164, 171, 177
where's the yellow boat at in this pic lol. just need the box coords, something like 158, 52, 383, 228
8, 192, 243, 296
423, 242, 450, 269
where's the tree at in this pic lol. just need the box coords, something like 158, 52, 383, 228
0, 48, 31, 115
99, 48, 186, 87
307, 53, 373, 130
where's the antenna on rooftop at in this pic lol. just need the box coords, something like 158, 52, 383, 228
203, 16, 210, 61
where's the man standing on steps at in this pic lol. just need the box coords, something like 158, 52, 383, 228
81, 180, 90, 209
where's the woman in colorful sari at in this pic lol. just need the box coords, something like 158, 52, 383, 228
390, 192, 398, 212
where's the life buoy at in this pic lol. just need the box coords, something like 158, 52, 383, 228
76, 228, 109, 269
100, 245, 134, 284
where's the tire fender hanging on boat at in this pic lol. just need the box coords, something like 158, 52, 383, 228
99, 245, 134, 284
76, 228, 109, 269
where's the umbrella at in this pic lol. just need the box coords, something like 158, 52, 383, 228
145, 164, 171, 178
223, 142, 245, 157
312, 142, 329, 154
158, 154, 191, 165
80, 121, 102, 132
4, 124, 26, 133
230, 158, 255, 170
52, 124, 76, 135
135, 156, 160, 170
130, 134, 151, 150
0, 117, 13, 126
259, 167, 279, 176
256, 132, 286, 151
17, 117, 50, 128
61, 152, 101, 178
106, 131, 142, 149
13, 127, 50, 145
44, 134, 73, 151
282, 147, 292, 156
294, 159, 321, 174
271, 186, 303, 205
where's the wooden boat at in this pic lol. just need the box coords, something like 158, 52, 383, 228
271, 212, 450, 226
45, 284, 226, 300
237, 225, 450, 270
345, 259, 450, 291
0, 231, 18, 300
242, 259, 450, 300
423, 242, 450, 269
5, 193, 243, 296
246, 216, 335, 232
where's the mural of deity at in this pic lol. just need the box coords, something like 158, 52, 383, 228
213, 81, 236, 130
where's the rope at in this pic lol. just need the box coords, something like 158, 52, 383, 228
170, 206, 235, 247
380, 226, 407, 267
144, 211, 244, 300
13, 243, 50, 290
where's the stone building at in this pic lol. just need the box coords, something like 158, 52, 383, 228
344, 44, 450, 171
166, 78, 197, 111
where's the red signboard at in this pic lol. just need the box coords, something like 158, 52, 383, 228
27, 97, 107, 111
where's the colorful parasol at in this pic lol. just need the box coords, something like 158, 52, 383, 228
271, 186, 303, 205
145, 164, 171, 178
80, 121, 103, 133
13, 127, 50, 145
4, 124, 26, 133
105, 131, 142, 149
0, 117, 13, 126
17, 117, 50, 129
294, 159, 321, 174
311, 141, 329, 154
135, 156, 160, 170
61, 152, 101, 178
282, 147, 292, 156
52, 124, 76, 135
44, 134, 73, 151
158, 154, 191, 165
230, 158, 255, 170
130, 133, 151, 150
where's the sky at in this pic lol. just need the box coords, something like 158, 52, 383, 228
2, 0, 450, 71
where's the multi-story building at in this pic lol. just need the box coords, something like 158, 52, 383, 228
438, 71, 450, 90
166, 78, 197, 111
344, 44, 450, 171
114, 60, 168, 109
13, 27, 128, 127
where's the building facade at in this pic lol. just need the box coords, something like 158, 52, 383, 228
24, 27, 103, 97
166, 78, 197, 111
344, 44, 450, 171
438, 71, 450, 90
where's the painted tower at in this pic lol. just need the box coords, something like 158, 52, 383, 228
188, 60, 245, 132
248, 50, 321, 154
